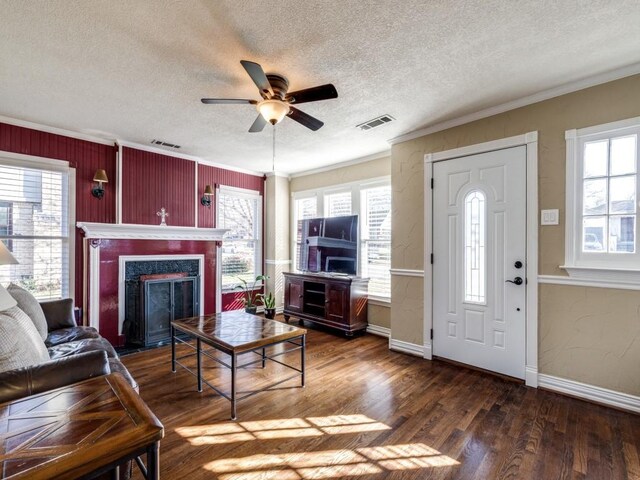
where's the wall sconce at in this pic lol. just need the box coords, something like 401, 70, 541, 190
91, 169, 108, 199
201, 185, 214, 207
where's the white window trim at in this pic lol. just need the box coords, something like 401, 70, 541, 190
290, 176, 391, 299
0, 150, 75, 300
216, 185, 263, 293
563, 115, 640, 286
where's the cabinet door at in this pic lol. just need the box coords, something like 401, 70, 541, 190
285, 278, 304, 312
326, 283, 348, 323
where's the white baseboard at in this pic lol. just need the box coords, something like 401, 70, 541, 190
525, 366, 538, 388
424, 341, 432, 360
366, 324, 390, 338
538, 373, 640, 414
389, 338, 425, 357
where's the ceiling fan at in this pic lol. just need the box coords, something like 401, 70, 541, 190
201, 60, 338, 132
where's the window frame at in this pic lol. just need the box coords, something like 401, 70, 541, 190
291, 176, 391, 302
564, 116, 640, 284
216, 185, 263, 292
0, 201, 13, 252
0, 151, 75, 300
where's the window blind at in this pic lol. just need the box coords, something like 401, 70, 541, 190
0, 162, 70, 300
325, 191, 352, 217
218, 189, 261, 290
361, 185, 391, 298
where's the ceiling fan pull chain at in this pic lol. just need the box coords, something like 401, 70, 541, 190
272, 124, 276, 173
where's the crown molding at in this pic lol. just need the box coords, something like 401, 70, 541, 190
0, 114, 116, 146
389, 62, 640, 145
289, 149, 391, 178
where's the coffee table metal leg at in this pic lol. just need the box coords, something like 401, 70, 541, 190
301, 335, 306, 388
262, 347, 266, 368
171, 326, 176, 373
197, 338, 202, 392
231, 353, 237, 420
147, 442, 160, 480
109, 465, 119, 480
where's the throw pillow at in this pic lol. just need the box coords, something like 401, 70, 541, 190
0, 306, 50, 373
7, 283, 48, 341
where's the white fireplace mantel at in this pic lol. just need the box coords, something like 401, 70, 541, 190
76, 222, 228, 241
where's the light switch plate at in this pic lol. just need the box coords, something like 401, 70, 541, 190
541, 209, 559, 225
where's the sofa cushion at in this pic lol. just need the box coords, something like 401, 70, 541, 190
40, 298, 77, 331
0, 350, 111, 404
46, 326, 100, 347
0, 306, 50, 373
7, 283, 48, 341
48, 337, 118, 360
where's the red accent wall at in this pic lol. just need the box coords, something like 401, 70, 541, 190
121, 147, 196, 226
97, 239, 218, 345
197, 163, 265, 228
0, 122, 116, 306
0, 122, 266, 334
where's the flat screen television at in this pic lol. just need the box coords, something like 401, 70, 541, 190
298, 215, 358, 275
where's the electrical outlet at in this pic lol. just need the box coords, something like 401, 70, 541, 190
541, 209, 559, 225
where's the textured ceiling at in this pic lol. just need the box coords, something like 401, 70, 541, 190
1, 1, 640, 174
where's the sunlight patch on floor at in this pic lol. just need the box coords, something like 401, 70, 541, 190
204, 443, 459, 479
175, 414, 391, 445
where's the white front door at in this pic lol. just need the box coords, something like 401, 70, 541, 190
432, 146, 527, 379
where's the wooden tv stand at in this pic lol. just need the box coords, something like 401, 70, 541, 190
283, 272, 368, 336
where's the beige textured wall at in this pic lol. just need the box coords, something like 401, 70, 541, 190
265, 175, 290, 308
391, 74, 640, 395
540, 284, 640, 396
369, 303, 391, 329
290, 156, 392, 329
289, 155, 390, 192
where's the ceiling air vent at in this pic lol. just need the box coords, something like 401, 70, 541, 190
151, 139, 181, 149
357, 114, 395, 131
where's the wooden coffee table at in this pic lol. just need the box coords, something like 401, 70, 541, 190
171, 311, 307, 420
0, 373, 164, 480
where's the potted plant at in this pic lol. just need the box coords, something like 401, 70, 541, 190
259, 291, 276, 319
235, 275, 268, 314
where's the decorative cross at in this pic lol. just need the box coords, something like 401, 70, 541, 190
157, 207, 169, 226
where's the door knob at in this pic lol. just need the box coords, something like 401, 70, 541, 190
514, 261, 523, 269
505, 277, 523, 285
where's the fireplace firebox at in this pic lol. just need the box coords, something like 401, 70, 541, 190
123, 259, 201, 347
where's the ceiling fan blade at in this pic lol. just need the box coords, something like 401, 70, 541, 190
249, 114, 267, 133
286, 84, 338, 104
240, 60, 273, 97
201, 98, 257, 104
288, 107, 324, 131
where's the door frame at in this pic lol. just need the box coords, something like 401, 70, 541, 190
424, 132, 539, 387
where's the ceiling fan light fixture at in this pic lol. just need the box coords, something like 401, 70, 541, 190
257, 99, 290, 125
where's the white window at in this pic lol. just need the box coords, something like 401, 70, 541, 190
292, 177, 392, 300
0, 158, 72, 300
325, 191, 352, 217
361, 185, 391, 299
217, 186, 262, 290
294, 196, 318, 272
565, 116, 640, 282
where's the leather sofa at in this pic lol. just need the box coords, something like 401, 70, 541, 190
0, 298, 138, 479
0, 297, 137, 402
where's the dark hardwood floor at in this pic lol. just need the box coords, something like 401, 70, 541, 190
122, 324, 640, 480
